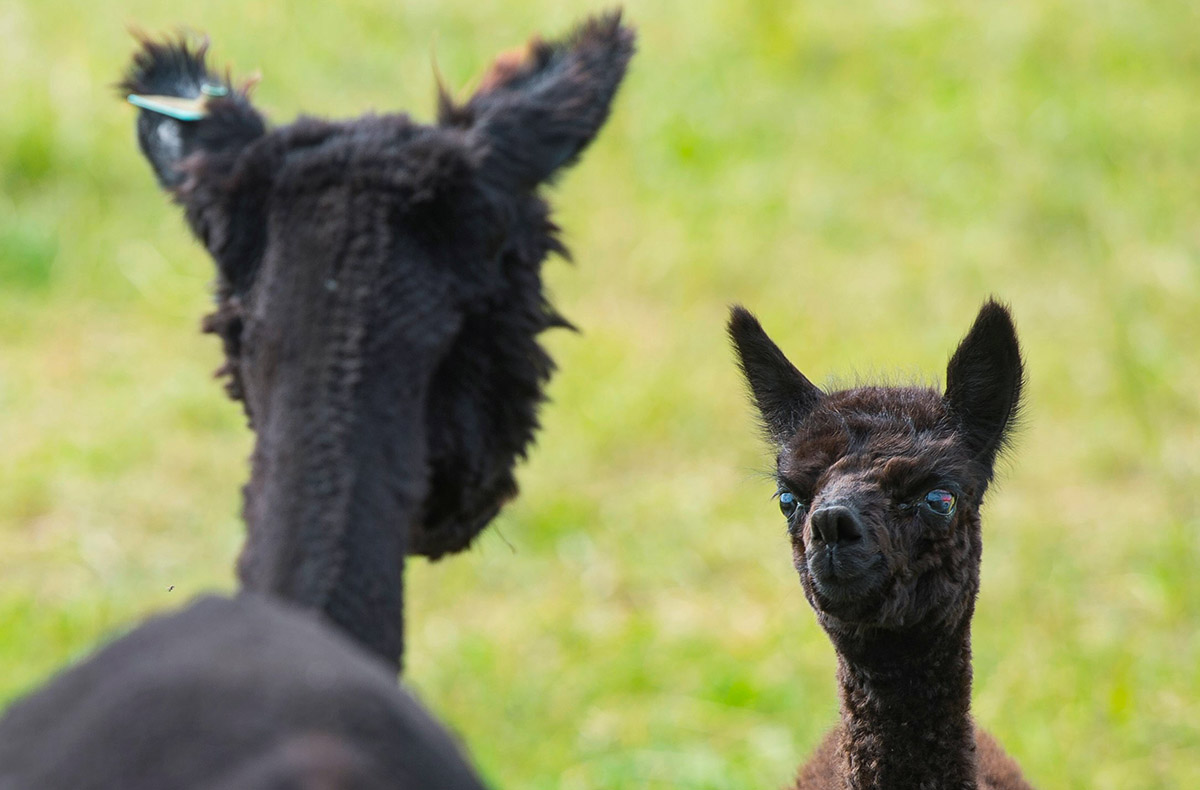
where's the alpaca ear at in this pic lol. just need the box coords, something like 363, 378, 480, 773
121, 35, 268, 289
944, 299, 1024, 468
440, 11, 635, 191
121, 36, 266, 190
728, 306, 824, 445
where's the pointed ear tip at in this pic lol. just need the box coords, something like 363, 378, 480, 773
119, 30, 214, 96
963, 299, 1020, 352
726, 304, 760, 336
568, 9, 637, 58
585, 8, 632, 34
976, 298, 1016, 326
127, 29, 206, 58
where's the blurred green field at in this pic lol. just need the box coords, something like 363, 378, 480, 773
2, 0, 1198, 786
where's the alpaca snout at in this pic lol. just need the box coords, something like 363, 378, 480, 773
810, 505, 864, 547
807, 541, 884, 605
805, 504, 884, 607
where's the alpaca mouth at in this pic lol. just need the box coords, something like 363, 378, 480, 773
808, 549, 884, 604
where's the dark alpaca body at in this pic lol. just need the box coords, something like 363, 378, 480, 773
0, 595, 484, 790
0, 14, 632, 787
729, 302, 1034, 790
124, 13, 633, 668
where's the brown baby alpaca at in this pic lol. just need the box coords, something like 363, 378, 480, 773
730, 301, 1035, 790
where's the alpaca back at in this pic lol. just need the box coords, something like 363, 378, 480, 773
0, 595, 485, 790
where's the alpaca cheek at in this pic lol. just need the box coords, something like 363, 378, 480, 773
791, 531, 807, 562
793, 552, 821, 606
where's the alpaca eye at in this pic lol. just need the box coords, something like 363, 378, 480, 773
923, 489, 956, 516
778, 491, 804, 520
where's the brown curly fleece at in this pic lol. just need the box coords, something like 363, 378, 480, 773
731, 301, 1035, 789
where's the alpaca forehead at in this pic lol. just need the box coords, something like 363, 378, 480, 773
827, 440, 966, 492
789, 388, 947, 448
788, 441, 962, 495
824, 385, 947, 421
779, 390, 965, 487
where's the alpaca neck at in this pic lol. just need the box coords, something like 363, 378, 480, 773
236, 363, 432, 672
831, 618, 978, 789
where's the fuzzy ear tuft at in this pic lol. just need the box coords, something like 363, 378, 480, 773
439, 10, 635, 191
728, 306, 825, 445
944, 299, 1024, 471
119, 33, 266, 190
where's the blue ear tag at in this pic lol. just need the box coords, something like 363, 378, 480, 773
127, 83, 227, 122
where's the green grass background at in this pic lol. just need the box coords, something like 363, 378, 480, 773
2, 0, 1198, 786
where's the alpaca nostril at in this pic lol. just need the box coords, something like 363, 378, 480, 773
810, 505, 864, 546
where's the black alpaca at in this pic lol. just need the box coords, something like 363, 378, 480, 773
131, 13, 632, 669
0, 595, 487, 790
729, 301, 1034, 789
0, 15, 632, 788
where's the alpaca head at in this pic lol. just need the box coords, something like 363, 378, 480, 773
730, 301, 1023, 640
121, 15, 634, 561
